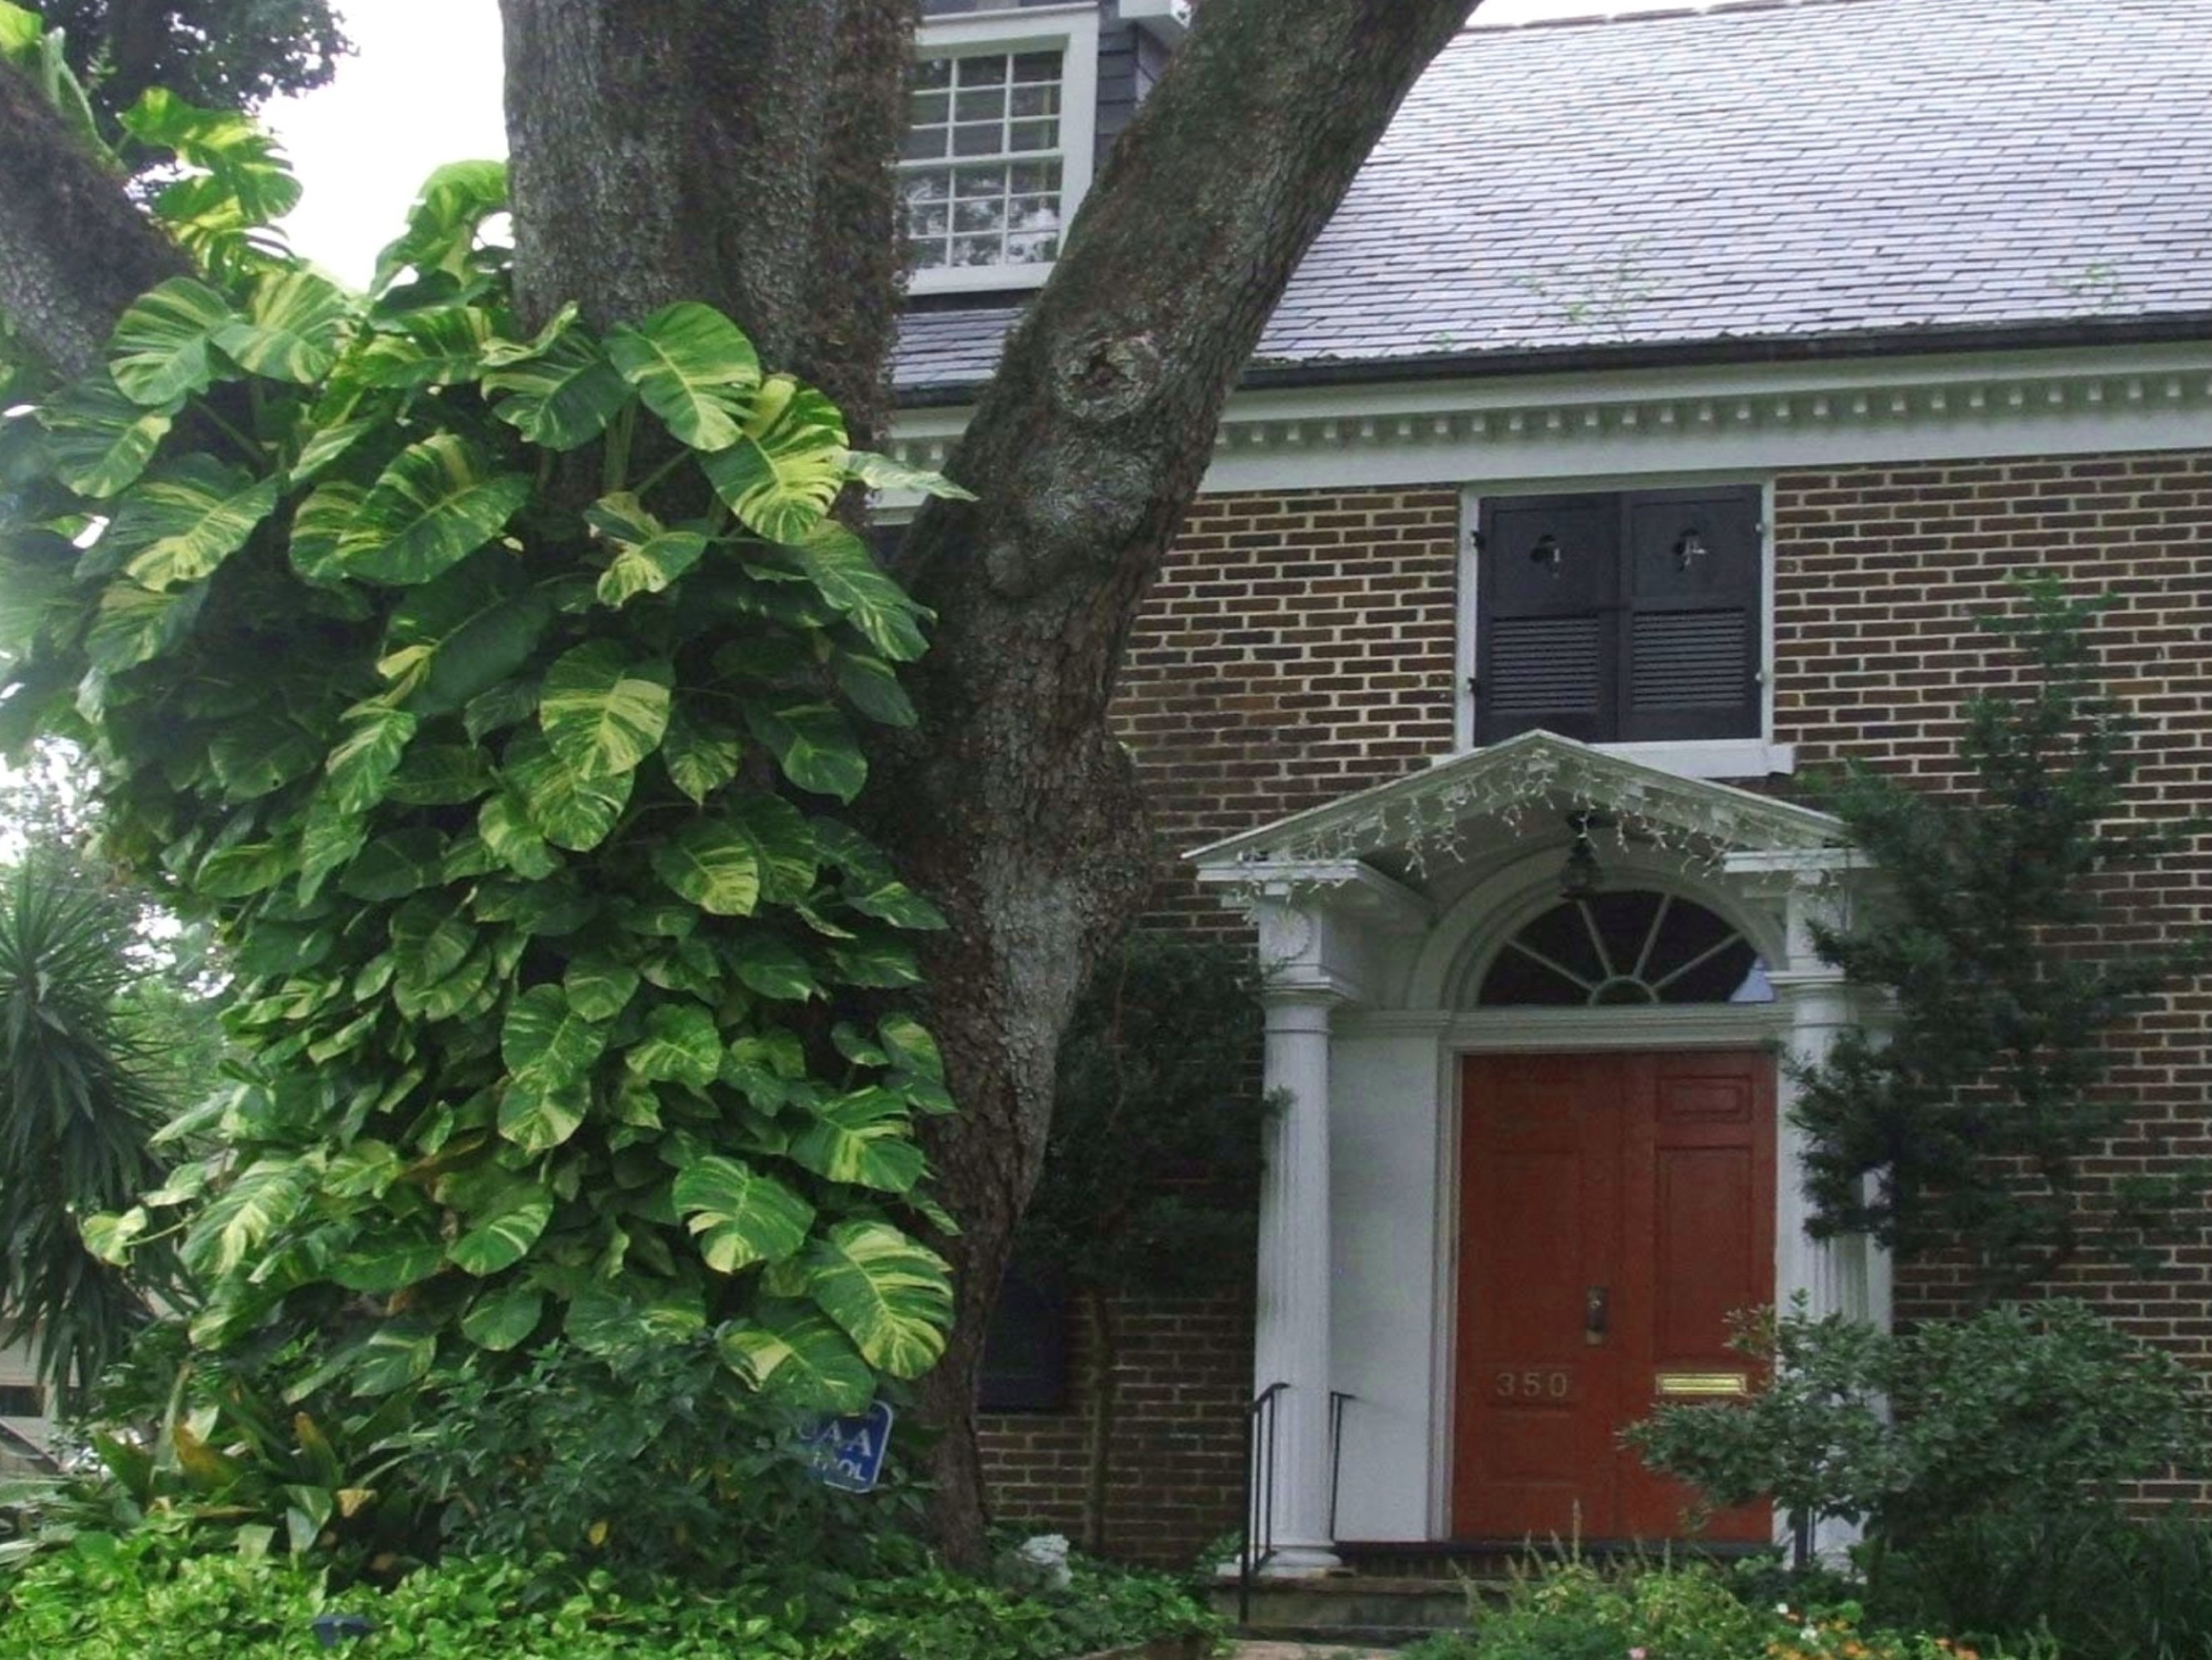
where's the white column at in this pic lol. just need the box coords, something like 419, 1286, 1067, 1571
1251, 985, 1342, 1572
1770, 896, 1884, 1562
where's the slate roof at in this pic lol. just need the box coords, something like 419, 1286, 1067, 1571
895, 0, 2212, 402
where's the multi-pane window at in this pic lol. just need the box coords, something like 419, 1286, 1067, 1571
902, 50, 1068, 274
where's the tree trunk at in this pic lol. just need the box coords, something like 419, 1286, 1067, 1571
500, 0, 842, 355
0, 63, 189, 380
881, 0, 1481, 1559
0, 0, 1482, 1562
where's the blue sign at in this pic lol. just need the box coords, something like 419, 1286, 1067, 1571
797, 1400, 895, 1492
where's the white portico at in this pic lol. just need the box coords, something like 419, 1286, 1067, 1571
1192, 732, 1887, 1569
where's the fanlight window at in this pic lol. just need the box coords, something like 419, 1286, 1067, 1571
1477, 890, 1773, 1007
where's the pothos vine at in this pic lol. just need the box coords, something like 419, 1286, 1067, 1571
0, 57, 971, 1414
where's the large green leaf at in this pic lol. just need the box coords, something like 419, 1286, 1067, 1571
351, 1325, 437, 1396
538, 641, 672, 780
214, 269, 354, 384
673, 1155, 813, 1273
108, 276, 235, 405
840, 448, 977, 501
352, 306, 497, 388
562, 956, 640, 1022
341, 828, 445, 902
460, 1284, 545, 1351
183, 1156, 314, 1280
828, 645, 917, 727
802, 1220, 951, 1378
625, 1001, 721, 1088
498, 1080, 587, 1155
389, 892, 473, 999
698, 375, 847, 541
382, 546, 554, 718
323, 704, 420, 815
478, 788, 560, 878
719, 1302, 874, 1412
449, 1182, 555, 1275
566, 1277, 706, 1358
660, 710, 743, 804
40, 375, 177, 498
329, 1230, 446, 1295
288, 480, 368, 585
123, 88, 302, 229
103, 455, 279, 591
744, 697, 866, 802
787, 1089, 924, 1193
329, 434, 532, 586
483, 314, 633, 450
727, 930, 819, 1001
792, 520, 930, 661
504, 727, 633, 852
587, 494, 709, 607
501, 983, 608, 1097
652, 818, 761, 918
372, 159, 508, 294
605, 302, 762, 452
85, 577, 203, 671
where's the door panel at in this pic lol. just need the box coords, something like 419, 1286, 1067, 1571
1455, 1051, 1774, 1542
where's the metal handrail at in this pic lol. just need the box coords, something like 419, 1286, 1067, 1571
1326, 1389, 1355, 1540
1238, 1381, 1288, 1627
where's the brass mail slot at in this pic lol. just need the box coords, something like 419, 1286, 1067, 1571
1654, 1371, 1752, 1399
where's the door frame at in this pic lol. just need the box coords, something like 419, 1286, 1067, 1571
1424, 1009, 1794, 1543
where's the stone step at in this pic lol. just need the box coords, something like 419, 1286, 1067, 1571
1208, 1573, 1494, 1646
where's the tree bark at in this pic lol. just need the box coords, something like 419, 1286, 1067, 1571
794, 0, 915, 455
0, 62, 189, 380
500, 0, 842, 357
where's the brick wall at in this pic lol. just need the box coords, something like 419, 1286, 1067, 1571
1771, 451, 2212, 1357
973, 453, 2212, 1552
978, 1290, 1252, 1567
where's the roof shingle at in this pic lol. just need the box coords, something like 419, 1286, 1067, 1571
896, 0, 2212, 398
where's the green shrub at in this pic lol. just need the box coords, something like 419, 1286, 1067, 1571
1395, 1561, 2046, 1660
1876, 1510, 2212, 1660
411, 1339, 924, 1596
1628, 1297, 2212, 1544
0, 1528, 1221, 1660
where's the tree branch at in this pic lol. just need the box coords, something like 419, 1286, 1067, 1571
0, 60, 189, 380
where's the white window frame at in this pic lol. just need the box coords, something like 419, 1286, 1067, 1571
1451, 475, 1795, 782
907, 3, 1101, 296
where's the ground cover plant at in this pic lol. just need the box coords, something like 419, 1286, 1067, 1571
1395, 1558, 2045, 1660
0, 1528, 1222, 1660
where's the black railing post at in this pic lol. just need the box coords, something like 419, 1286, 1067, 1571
1239, 1381, 1287, 1628
1326, 1390, 1355, 1542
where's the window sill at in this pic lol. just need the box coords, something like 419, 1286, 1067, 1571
1437, 738, 1796, 782
907, 263, 1053, 298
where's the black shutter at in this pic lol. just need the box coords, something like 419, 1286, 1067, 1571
1617, 486, 1762, 742
1475, 495, 1619, 743
978, 1267, 1070, 1412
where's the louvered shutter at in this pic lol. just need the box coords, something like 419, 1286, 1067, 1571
1475, 495, 1618, 743
1617, 486, 1762, 742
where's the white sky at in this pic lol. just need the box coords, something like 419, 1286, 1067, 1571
264, 0, 1722, 285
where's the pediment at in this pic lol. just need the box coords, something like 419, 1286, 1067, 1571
1188, 732, 1846, 878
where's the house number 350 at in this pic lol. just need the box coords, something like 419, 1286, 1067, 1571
1494, 1370, 1571, 1400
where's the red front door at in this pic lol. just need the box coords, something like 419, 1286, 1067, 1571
1452, 1051, 1775, 1542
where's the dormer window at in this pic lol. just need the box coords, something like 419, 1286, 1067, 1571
904, 4, 1100, 294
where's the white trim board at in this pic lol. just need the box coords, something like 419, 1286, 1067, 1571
887, 341, 2212, 498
